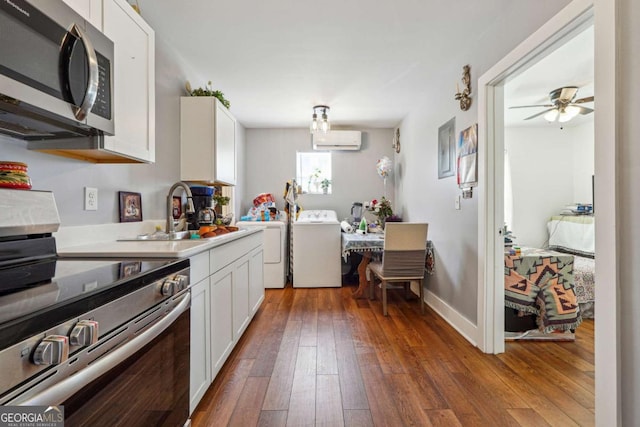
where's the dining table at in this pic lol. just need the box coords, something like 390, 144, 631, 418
341, 231, 435, 298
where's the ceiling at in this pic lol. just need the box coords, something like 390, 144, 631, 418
136, 0, 586, 129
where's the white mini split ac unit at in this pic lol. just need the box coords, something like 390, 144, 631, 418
312, 130, 362, 151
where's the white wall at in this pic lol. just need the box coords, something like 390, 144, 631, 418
504, 123, 594, 248
396, 1, 571, 324
244, 128, 395, 221
571, 121, 595, 202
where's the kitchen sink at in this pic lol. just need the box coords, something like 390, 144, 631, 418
118, 230, 194, 241
117, 228, 248, 243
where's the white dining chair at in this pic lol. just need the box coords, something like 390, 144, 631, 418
367, 222, 429, 316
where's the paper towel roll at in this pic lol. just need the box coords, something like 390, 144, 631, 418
340, 220, 353, 233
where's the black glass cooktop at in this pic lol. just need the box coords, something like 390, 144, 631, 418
0, 257, 188, 349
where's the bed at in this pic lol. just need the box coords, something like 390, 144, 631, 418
547, 215, 595, 319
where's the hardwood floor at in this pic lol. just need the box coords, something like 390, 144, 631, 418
191, 285, 594, 426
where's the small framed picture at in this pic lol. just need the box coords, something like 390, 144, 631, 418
119, 261, 142, 279
438, 117, 456, 179
172, 196, 182, 219
119, 191, 142, 222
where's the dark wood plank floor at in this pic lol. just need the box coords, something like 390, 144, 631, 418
191, 285, 594, 427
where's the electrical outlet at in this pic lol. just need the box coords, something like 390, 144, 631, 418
85, 187, 98, 211
455, 195, 461, 210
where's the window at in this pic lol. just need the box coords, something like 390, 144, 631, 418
296, 152, 332, 194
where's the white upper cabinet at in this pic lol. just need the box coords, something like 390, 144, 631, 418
62, 0, 102, 28
180, 97, 236, 185
102, 0, 155, 163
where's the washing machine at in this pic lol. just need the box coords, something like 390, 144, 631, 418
237, 220, 287, 288
292, 210, 342, 288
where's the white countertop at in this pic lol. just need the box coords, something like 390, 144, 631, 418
57, 227, 264, 259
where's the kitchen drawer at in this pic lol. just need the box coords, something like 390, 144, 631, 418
210, 232, 262, 273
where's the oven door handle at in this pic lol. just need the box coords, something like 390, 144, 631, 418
19, 292, 190, 406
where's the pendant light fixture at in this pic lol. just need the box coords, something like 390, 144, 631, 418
310, 105, 330, 134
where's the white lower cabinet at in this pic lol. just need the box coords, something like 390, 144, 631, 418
232, 255, 250, 341
249, 248, 264, 315
189, 232, 265, 414
189, 276, 210, 413
210, 264, 234, 378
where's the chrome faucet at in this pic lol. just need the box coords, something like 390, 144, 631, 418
166, 182, 195, 237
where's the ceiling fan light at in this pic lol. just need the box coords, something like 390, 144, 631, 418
558, 105, 580, 123
558, 114, 572, 123
565, 105, 581, 118
544, 109, 559, 122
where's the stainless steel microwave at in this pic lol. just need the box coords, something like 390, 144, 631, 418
0, 0, 114, 140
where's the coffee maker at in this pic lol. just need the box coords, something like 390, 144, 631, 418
188, 185, 216, 230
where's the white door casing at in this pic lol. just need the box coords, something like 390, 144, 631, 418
477, 0, 619, 424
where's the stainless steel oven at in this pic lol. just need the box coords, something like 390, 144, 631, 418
0, 258, 191, 427
0, 190, 190, 426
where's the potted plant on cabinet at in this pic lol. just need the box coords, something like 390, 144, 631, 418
185, 80, 231, 109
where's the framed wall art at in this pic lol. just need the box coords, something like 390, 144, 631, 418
119, 191, 142, 222
172, 196, 182, 219
119, 261, 142, 279
438, 117, 456, 179
457, 123, 478, 198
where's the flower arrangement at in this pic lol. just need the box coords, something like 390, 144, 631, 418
185, 80, 231, 109
369, 197, 393, 225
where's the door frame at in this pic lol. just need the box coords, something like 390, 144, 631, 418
476, 0, 619, 424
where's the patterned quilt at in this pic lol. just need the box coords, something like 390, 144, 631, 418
504, 248, 582, 333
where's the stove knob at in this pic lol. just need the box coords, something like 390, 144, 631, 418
70, 320, 99, 347
174, 274, 189, 291
161, 279, 177, 296
33, 335, 69, 365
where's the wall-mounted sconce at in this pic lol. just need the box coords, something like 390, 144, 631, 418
391, 128, 400, 153
454, 65, 472, 111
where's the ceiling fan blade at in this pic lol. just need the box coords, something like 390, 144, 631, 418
509, 104, 554, 109
573, 96, 594, 104
559, 87, 578, 101
524, 108, 555, 121
575, 105, 594, 115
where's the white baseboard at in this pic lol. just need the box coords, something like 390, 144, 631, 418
424, 289, 479, 347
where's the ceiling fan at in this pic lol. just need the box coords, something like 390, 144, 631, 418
510, 86, 594, 123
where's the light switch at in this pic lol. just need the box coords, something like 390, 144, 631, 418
455, 195, 461, 210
